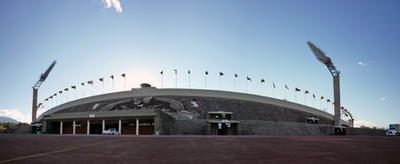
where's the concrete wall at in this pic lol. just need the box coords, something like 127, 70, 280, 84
239, 120, 333, 135
347, 128, 386, 136
166, 96, 333, 124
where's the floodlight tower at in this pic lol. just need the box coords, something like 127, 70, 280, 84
307, 41, 341, 127
32, 60, 56, 123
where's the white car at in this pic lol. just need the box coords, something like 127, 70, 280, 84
102, 128, 121, 135
386, 129, 398, 136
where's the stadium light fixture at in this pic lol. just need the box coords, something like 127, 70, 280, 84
307, 41, 343, 128
32, 60, 56, 123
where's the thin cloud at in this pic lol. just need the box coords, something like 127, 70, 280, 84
103, 0, 122, 13
357, 61, 367, 66
354, 120, 377, 128
380, 97, 387, 101
0, 109, 30, 123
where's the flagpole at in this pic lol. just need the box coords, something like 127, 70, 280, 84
325, 101, 328, 112
313, 97, 315, 108
219, 76, 221, 89
81, 84, 85, 98
272, 83, 275, 98
284, 89, 287, 101
175, 71, 177, 88
188, 71, 191, 88
160, 71, 164, 88
121, 74, 126, 91
294, 90, 297, 103
124, 77, 126, 91
319, 99, 322, 110
205, 74, 207, 89
304, 94, 306, 105
112, 78, 114, 92
272, 88, 275, 97
246, 80, 248, 93
101, 82, 104, 94
233, 77, 236, 91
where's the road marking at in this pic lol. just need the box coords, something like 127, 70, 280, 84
0, 137, 127, 163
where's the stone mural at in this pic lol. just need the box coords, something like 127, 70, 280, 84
89, 97, 203, 120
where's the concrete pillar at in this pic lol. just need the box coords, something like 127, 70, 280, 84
87, 120, 90, 135
118, 119, 122, 134
60, 121, 63, 135
333, 76, 341, 126
136, 118, 139, 135
102, 120, 105, 134
32, 88, 38, 123
72, 120, 76, 135
154, 110, 161, 135
41, 120, 47, 133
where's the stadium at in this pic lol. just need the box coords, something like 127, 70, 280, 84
31, 42, 358, 136
34, 84, 352, 135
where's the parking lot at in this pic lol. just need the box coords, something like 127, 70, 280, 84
0, 135, 399, 164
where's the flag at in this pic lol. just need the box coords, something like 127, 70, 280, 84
332, 102, 335, 105
320, 96, 324, 100
304, 90, 309, 94
121, 73, 126, 77
327, 99, 331, 102
273, 83, 276, 88
205, 71, 208, 75
53, 93, 57, 96
219, 72, 224, 76
64, 88, 68, 91
110, 75, 114, 79
234, 73, 238, 78
285, 85, 289, 90
160, 71, 163, 74
247, 76, 251, 81
45, 98, 48, 101
295, 88, 301, 92
261, 79, 265, 83
174, 69, 177, 74
59, 91, 62, 94
188, 70, 191, 74
38, 103, 43, 106
71, 86, 76, 89
345, 112, 348, 117
313, 94, 316, 98
87, 81, 93, 85
341, 106, 344, 110
50, 96, 53, 99
99, 77, 104, 82
81, 82, 85, 86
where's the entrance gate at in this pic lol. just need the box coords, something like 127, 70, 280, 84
208, 111, 239, 135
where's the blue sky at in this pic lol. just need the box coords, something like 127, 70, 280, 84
0, 0, 399, 128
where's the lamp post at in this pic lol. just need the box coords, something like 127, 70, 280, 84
307, 41, 342, 128
32, 60, 56, 123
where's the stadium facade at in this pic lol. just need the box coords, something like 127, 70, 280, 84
35, 86, 351, 135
